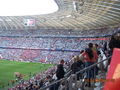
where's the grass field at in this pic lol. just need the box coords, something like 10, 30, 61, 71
0, 60, 54, 89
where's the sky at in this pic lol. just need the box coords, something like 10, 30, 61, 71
0, 0, 58, 16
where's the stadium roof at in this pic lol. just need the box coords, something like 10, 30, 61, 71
0, 0, 120, 30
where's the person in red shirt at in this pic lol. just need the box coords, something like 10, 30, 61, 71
82, 43, 98, 87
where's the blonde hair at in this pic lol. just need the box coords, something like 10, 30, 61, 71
79, 54, 84, 61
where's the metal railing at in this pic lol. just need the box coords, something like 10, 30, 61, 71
40, 56, 111, 90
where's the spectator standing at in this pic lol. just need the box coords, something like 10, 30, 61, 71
109, 32, 120, 54
55, 59, 65, 90
71, 56, 84, 80
82, 43, 98, 87
56, 59, 65, 80
108, 32, 120, 64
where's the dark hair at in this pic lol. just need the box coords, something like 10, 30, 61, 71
46, 75, 51, 79
60, 59, 64, 64
95, 44, 98, 47
80, 50, 84, 54
88, 43, 93, 48
85, 48, 94, 59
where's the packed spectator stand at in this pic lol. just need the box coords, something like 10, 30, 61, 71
3, 29, 120, 90
8, 41, 113, 90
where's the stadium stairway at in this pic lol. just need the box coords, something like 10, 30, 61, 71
40, 57, 110, 90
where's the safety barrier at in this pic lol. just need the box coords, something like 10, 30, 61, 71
40, 56, 111, 90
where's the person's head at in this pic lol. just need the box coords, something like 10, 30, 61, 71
65, 62, 68, 65
73, 56, 79, 62
60, 59, 64, 64
115, 33, 120, 40
92, 43, 98, 51
95, 44, 98, 48
80, 50, 84, 54
46, 75, 51, 80
72, 55, 74, 58
88, 43, 93, 48
85, 48, 93, 59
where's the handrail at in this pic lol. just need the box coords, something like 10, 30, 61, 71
76, 56, 111, 75
64, 69, 72, 77
40, 56, 111, 90
40, 78, 65, 90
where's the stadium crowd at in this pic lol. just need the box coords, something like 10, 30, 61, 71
7, 30, 120, 90
8, 41, 111, 90
0, 28, 117, 62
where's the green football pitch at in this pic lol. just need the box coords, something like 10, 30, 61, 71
0, 60, 54, 89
